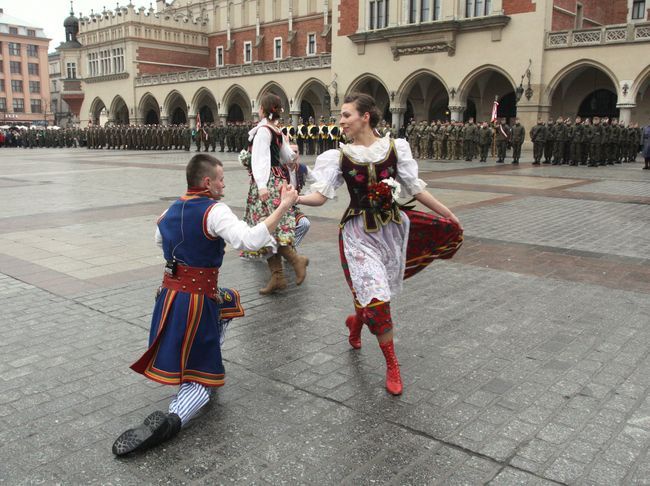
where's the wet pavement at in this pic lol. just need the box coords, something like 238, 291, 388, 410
1, 147, 650, 485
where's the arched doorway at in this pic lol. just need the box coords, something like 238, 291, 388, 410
296, 78, 329, 123
110, 96, 130, 125
258, 82, 291, 121
632, 69, 650, 124
548, 64, 618, 119
192, 88, 218, 125
139, 93, 160, 125
348, 74, 391, 123
460, 66, 517, 122
164, 90, 188, 125
398, 71, 449, 124
89, 97, 107, 126
223, 85, 251, 122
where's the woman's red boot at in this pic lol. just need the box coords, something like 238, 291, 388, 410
345, 314, 362, 349
379, 340, 403, 395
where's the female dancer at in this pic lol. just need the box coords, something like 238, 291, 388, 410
298, 93, 463, 395
244, 93, 309, 293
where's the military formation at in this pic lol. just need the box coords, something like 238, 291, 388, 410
529, 116, 643, 167
3, 114, 645, 168
403, 116, 643, 166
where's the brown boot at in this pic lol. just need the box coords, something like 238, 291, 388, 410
277, 246, 309, 285
259, 254, 287, 295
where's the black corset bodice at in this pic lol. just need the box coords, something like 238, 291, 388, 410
339, 140, 403, 232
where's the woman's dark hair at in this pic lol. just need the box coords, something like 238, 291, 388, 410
260, 93, 283, 120
343, 92, 381, 129
186, 153, 222, 187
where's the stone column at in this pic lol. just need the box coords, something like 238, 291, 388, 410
290, 111, 300, 127
160, 116, 169, 126
617, 104, 635, 125
189, 114, 197, 129
219, 114, 228, 125
390, 106, 406, 133
449, 105, 466, 122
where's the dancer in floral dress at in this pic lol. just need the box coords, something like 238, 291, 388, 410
297, 93, 463, 395
243, 93, 309, 294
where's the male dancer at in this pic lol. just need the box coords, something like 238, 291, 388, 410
112, 154, 298, 455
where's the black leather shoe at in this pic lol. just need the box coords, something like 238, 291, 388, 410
112, 411, 182, 456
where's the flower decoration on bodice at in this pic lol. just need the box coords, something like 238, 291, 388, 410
366, 177, 401, 211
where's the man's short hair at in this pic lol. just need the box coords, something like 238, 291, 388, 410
186, 153, 223, 187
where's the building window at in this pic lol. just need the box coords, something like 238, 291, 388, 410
216, 46, 224, 66
408, 0, 417, 23
28, 63, 39, 76
10, 61, 22, 74
307, 33, 317, 55
31, 99, 42, 113
9, 42, 20, 56
632, 0, 646, 19
112, 48, 124, 73
0, 98, 6, 112
421, 0, 430, 21
13, 98, 24, 113
466, 0, 491, 17
29, 81, 40, 93
0, 80, 4, 92
88, 52, 99, 77
244, 41, 252, 63
27, 44, 38, 57
274, 37, 282, 60
66, 62, 77, 79
9, 27, 18, 35
27, 29, 36, 37
11, 80, 23, 93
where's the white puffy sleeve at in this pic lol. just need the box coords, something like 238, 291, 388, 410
308, 149, 344, 199
279, 135, 298, 165
206, 203, 276, 252
394, 138, 427, 197
154, 209, 168, 248
251, 127, 271, 190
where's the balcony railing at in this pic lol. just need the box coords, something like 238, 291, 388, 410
546, 22, 650, 48
134, 54, 331, 87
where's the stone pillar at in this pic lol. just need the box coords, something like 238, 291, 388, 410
617, 104, 635, 125
516, 103, 548, 150
219, 113, 228, 125
290, 111, 300, 127
390, 106, 406, 133
189, 114, 197, 129
449, 105, 465, 122
160, 116, 170, 126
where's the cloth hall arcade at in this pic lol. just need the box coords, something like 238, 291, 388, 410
53, 0, 650, 134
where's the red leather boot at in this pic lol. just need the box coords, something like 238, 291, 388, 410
345, 314, 362, 349
379, 340, 403, 395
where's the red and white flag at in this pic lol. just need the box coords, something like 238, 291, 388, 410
491, 98, 499, 123
196, 112, 202, 131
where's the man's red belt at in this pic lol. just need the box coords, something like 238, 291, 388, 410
162, 266, 219, 299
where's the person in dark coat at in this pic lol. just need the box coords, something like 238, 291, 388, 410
643, 125, 650, 170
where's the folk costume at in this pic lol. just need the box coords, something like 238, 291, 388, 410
242, 118, 308, 293
113, 187, 275, 456
311, 135, 463, 394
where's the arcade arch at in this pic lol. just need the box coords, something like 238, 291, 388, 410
631, 69, 650, 124
257, 82, 291, 118
164, 90, 188, 125
397, 70, 449, 124
222, 85, 251, 122
89, 97, 107, 126
110, 96, 130, 125
459, 66, 518, 122
347, 74, 392, 122
138, 93, 160, 125
192, 88, 218, 124
295, 78, 329, 123
547, 62, 619, 119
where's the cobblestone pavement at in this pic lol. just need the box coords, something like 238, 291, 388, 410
1, 148, 650, 485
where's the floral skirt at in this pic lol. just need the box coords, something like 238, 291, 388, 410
242, 168, 295, 258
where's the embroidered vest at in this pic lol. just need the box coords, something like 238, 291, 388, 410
339, 140, 403, 232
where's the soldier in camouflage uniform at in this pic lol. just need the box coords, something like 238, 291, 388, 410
510, 118, 525, 164
478, 121, 493, 163
530, 118, 546, 165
